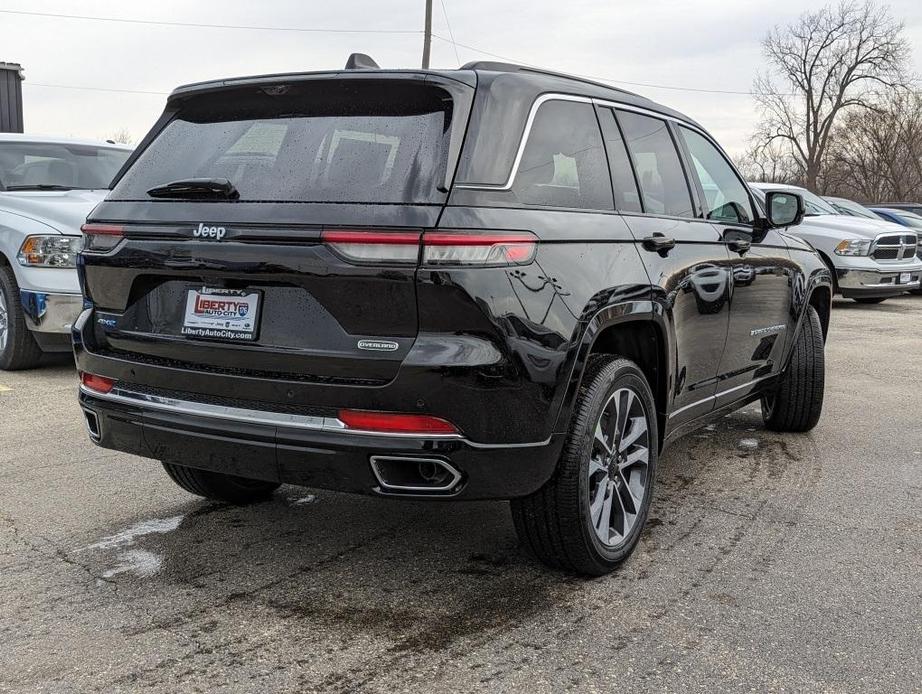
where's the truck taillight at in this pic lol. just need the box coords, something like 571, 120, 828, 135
321, 229, 421, 264
80, 223, 124, 253
422, 231, 537, 266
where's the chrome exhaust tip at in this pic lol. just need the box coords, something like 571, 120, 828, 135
82, 408, 101, 441
369, 456, 463, 495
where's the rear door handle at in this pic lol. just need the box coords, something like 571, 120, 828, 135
642, 234, 676, 257
727, 239, 751, 256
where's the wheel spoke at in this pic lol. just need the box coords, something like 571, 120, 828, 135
596, 483, 614, 536
611, 481, 629, 537
619, 446, 649, 471
614, 390, 633, 445
589, 480, 607, 526
593, 422, 613, 456
619, 470, 641, 515
588, 455, 607, 477
619, 416, 647, 452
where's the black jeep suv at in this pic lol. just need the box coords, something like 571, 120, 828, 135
75, 60, 831, 575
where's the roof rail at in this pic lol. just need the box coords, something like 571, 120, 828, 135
460, 60, 638, 97
345, 53, 380, 70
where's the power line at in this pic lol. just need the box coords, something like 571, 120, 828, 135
429, 34, 767, 96
0, 9, 422, 34
25, 82, 169, 96
439, 0, 462, 67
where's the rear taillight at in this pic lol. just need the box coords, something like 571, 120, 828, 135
321, 228, 537, 267
338, 409, 459, 435
80, 372, 116, 394
321, 229, 421, 264
422, 231, 538, 266
80, 223, 124, 253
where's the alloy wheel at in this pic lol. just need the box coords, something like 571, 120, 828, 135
0, 289, 8, 352
587, 387, 650, 548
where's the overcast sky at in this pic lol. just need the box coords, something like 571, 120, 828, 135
3, 0, 922, 156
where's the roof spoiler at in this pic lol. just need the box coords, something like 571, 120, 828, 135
345, 53, 380, 70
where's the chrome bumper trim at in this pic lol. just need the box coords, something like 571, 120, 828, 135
78, 384, 552, 449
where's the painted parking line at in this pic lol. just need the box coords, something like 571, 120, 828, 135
0, 384, 11, 393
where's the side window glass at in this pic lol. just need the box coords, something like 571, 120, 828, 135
512, 100, 613, 211
680, 127, 754, 225
617, 111, 694, 218
598, 108, 642, 213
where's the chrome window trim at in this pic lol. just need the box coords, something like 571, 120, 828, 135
453, 92, 708, 194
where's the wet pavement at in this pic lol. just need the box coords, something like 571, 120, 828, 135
1, 296, 921, 692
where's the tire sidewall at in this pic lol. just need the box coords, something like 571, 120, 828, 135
575, 361, 658, 566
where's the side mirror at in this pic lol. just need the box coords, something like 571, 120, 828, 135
765, 191, 804, 228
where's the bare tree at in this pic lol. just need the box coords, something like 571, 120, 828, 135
751, 1, 912, 192
825, 92, 922, 202
106, 128, 133, 145
735, 141, 800, 184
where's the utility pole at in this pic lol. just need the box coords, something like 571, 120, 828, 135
422, 0, 432, 69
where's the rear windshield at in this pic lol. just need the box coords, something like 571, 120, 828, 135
110, 80, 454, 204
0, 142, 130, 190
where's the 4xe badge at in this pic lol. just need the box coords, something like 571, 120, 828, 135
193, 223, 227, 240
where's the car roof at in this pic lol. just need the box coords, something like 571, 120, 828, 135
167, 62, 700, 129
0, 132, 132, 150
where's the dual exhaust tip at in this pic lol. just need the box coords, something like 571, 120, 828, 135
370, 456, 463, 495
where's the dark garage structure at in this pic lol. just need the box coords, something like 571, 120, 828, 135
0, 62, 25, 133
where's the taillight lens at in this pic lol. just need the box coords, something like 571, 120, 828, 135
422, 231, 537, 266
322, 229, 421, 264
338, 409, 459, 435
80, 372, 116, 394
81, 223, 124, 253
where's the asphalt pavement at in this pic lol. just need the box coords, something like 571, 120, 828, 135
1, 296, 920, 693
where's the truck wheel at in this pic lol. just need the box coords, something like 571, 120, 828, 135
853, 297, 886, 304
511, 356, 658, 576
161, 462, 280, 504
761, 305, 825, 432
0, 266, 44, 371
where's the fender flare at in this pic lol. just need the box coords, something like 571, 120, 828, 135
550, 298, 671, 435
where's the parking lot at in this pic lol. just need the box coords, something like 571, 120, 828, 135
0, 296, 920, 693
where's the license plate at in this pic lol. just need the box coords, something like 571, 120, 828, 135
181, 287, 261, 342
899, 272, 912, 285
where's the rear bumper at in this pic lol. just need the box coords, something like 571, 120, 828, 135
78, 385, 564, 500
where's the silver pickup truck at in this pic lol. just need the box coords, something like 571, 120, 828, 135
750, 182, 921, 304
0, 134, 131, 369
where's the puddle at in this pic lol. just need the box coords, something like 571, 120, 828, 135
81, 515, 185, 580
102, 549, 163, 578
84, 516, 185, 552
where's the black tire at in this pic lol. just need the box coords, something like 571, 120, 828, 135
161, 462, 280, 504
761, 305, 825, 432
853, 297, 886, 304
511, 356, 658, 576
0, 265, 44, 371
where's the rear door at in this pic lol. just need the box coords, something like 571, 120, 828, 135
604, 108, 731, 425
676, 126, 795, 405
82, 76, 473, 384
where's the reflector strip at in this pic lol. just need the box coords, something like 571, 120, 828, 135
338, 409, 459, 435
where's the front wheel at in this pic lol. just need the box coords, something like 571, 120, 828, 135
0, 266, 44, 371
761, 305, 825, 432
511, 356, 658, 575
162, 462, 280, 504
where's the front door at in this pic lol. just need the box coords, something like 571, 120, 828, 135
677, 126, 796, 407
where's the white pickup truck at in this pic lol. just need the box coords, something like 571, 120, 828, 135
0, 134, 131, 369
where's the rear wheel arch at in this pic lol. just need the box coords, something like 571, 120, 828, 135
585, 317, 668, 451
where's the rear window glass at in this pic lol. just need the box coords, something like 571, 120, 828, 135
110, 81, 454, 204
